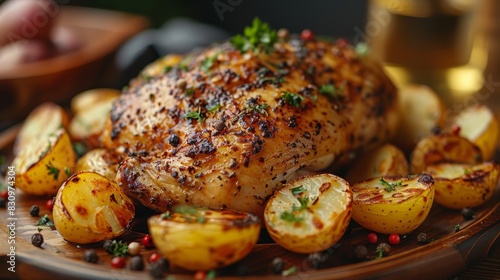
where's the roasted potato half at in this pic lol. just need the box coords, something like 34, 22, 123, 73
450, 104, 499, 161
264, 174, 352, 254
69, 89, 120, 149
53, 171, 135, 244
351, 175, 434, 235
148, 208, 260, 271
425, 162, 500, 209
75, 149, 120, 181
140, 54, 183, 77
393, 84, 446, 153
344, 144, 409, 184
13, 128, 76, 196
14, 102, 68, 155
410, 134, 483, 173
70, 88, 121, 114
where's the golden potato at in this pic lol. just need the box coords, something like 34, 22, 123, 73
13, 128, 76, 196
344, 144, 409, 184
425, 162, 500, 209
351, 175, 434, 235
75, 149, 119, 181
410, 134, 482, 173
70, 88, 121, 114
140, 54, 183, 77
148, 208, 260, 270
264, 174, 352, 254
14, 102, 68, 155
393, 84, 446, 153
53, 171, 135, 244
450, 104, 499, 161
69, 89, 120, 148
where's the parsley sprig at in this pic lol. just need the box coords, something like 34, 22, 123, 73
201, 51, 221, 73
185, 109, 205, 123
230, 18, 278, 54
35, 214, 55, 227
244, 100, 269, 115
281, 91, 304, 108
319, 84, 343, 97
379, 178, 403, 192
46, 162, 60, 180
280, 186, 310, 223
105, 240, 129, 257
161, 206, 207, 224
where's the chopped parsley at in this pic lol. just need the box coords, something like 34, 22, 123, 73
280, 211, 304, 223
64, 167, 71, 177
291, 185, 306, 196
201, 51, 220, 73
160, 211, 171, 219
230, 18, 278, 53
106, 240, 128, 257
39, 141, 52, 159
171, 205, 207, 223
185, 109, 205, 123
454, 224, 461, 232
282, 266, 298, 276
379, 178, 402, 192
46, 162, 60, 180
163, 65, 173, 73
463, 168, 472, 175
208, 103, 221, 113
35, 214, 55, 227
281, 91, 304, 108
244, 100, 269, 115
260, 76, 285, 86
355, 42, 370, 57
185, 87, 195, 97
72, 141, 88, 158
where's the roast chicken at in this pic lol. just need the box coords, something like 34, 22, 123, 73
101, 29, 398, 216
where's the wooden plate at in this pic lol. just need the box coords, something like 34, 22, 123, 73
0, 125, 498, 280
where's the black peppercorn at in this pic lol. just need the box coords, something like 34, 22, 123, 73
31, 233, 44, 247
149, 262, 164, 278
417, 232, 430, 244
0, 198, 5, 208
83, 250, 99, 264
351, 245, 368, 260
461, 207, 475, 220
29, 205, 40, 217
129, 255, 144, 271
103, 240, 114, 253
271, 257, 285, 274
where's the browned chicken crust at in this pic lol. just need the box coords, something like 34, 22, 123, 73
101, 37, 398, 216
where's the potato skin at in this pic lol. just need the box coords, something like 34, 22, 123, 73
352, 175, 435, 235
13, 128, 75, 196
264, 174, 352, 254
425, 162, 500, 209
148, 209, 260, 271
410, 134, 482, 173
344, 144, 408, 184
75, 149, 120, 181
53, 171, 135, 244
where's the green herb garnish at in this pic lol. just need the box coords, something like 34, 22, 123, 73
291, 185, 306, 196
37, 227, 43, 232
355, 42, 370, 57
230, 18, 278, 53
244, 100, 269, 115
35, 214, 55, 227
208, 103, 221, 113
260, 76, 285, 86
46, 162, 60, 180
201, 51, 220, 73
319, 84, 343, 97
185, 87, 195, 97
185, 109, 205, 123
379, 178, 402, 192
163, 66, 173, 73
280, 211, 304, 223
172, 205, 206, 224
39, 141, 52, 159
72, 141, 88, 158
160, 211, 171, 219
107, 240, 129, 257
281, 91, 304, 108
454, 224, 461, 232
64, 167, 71, 177
282, 266, 298, 276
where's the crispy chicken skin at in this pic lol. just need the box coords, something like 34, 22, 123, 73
101, 37, 398, 216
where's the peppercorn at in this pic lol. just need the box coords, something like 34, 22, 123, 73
431, 126, 442, 135
29, 205, 40, 217
83, 250, 99, 264
31, 233, 44, 247
350, 245, 368, 260
376, 243, 391, 256
149, 261, 164, 278
271, 257, 285, 274
417, 232, 430, 244
0, 198, 5, 208
103, 240, 114, 253
129, 255, 144, 271
128, 241, 141, 256
461, 207, 475, 220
